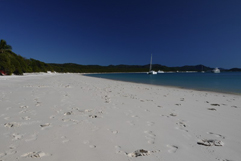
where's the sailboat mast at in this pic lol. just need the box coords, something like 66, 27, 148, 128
149, 54, 152, 71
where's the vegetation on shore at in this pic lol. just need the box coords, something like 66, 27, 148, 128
0, 39, 241, 75
0, 39, 53, 75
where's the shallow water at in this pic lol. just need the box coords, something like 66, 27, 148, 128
85, 72, 241, 94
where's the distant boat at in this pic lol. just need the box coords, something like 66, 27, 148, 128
147, 54, 157, 75
158, 70, 164, 73
212, 67, 220, 73
201, 65, 205, 73
0, 70, 6, 76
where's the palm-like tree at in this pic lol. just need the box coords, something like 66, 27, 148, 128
0, 39, 12, 53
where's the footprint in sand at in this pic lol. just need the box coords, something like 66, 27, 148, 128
208, 108, 217, 111
20, 105, 29, 109
89, 115, 98, 118
167, 145, 178, 153
197, 139, 224, 146
0, 146, 17, 158
146, 121, 155, 126
25, 133, 38, 142
40, 123, 51, 130
56, 109, 63, 114
144, 131, 156, 144
49, 115, 55, 119
175, 121, 189, 132
21, 151, 50, 158
19, 109, 28, 114
170, 113, 177, 117
64, 111, 73, 115
175, 121, 192, 138
40, 123, 50, 127
115, 145, 125, 154
219, 159, 233, 161
127, 121, 135, 126
35, 102, 41, 106
83, 140, 90, 144
108, 129, 118, 134
161, 114, 170, 118
211, 103, 220, 106
84, 109, 93, 113
207, 132, 225, 139
83, 140, 96, 148
4, 122, 20, 128
62, 118, 71, 122
126, 149, 160, 157
103, 95, 111, 103
89, 145, 97, 148
176, 121, 187, 128
12, 133, 23, 141
22, 116, 31, 120
61, 136, 70, 143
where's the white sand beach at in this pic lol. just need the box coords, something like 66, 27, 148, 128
1, 73, 241, 161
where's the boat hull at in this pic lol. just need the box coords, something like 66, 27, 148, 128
147, 71, 157, 74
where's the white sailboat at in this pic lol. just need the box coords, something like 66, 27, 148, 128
212, 67, 220, 73
147, 54, 157, 74
158, 70, 164, 73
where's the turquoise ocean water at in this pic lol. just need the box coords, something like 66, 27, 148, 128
85, 72, 241, 95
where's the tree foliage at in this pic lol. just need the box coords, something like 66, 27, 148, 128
0, 39, 53, 75
0, 39, 12, 53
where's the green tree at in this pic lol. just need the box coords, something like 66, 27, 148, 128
0, 39, 12, 53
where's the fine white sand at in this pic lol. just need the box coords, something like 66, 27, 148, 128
1, 73, 241, 161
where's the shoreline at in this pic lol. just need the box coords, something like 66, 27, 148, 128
83, 73, 241, 96
1, 73, 241, 161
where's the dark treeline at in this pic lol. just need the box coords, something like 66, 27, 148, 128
0, 39, 53, 75
50, 63, 160, 73
49, 63, 221, 73
0, 50, 53, 75
0, 39, 241, 75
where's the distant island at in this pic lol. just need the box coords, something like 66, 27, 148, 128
1, 39, 241, 75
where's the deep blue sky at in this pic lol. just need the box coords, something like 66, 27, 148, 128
1, 0, 241, 68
